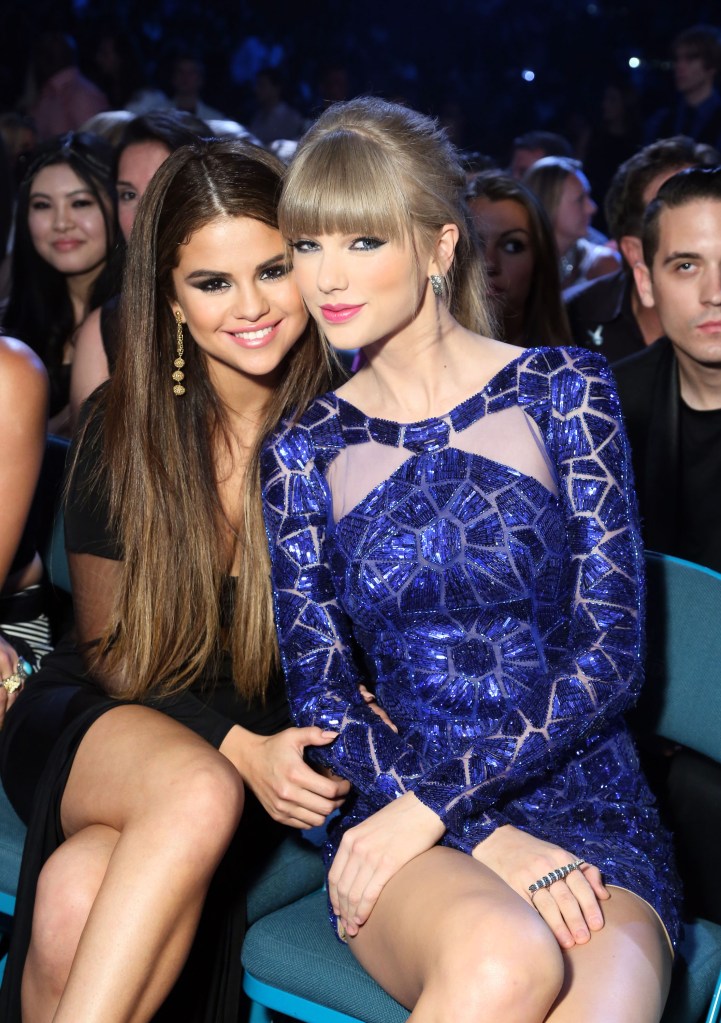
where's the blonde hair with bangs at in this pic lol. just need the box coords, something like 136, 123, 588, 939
280, 97, 495, 337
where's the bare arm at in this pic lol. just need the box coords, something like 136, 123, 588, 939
0, 337, 49, 586
69, 308, 110, 433
586, 246, 622, 282
0, 336, 48, 725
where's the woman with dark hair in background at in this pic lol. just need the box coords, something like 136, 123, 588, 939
0, 139, 347, 1022
467, 170, 571, 347
4, 132, 122, 434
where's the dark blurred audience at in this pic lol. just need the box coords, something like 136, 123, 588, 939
90, 28, 147, 110
508, 130, 573, 180
645, 25, 721, 150
579, 77, 643, 232
250, 68, 307, 145
27, 33, 109, 141
0, 114, 37, 177
166, 54, 226, 121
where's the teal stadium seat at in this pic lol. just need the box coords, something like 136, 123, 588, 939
241, 552, 721, 1023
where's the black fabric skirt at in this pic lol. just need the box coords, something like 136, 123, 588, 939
0, 649, 288, 1022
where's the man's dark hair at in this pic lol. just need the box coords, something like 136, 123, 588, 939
643, 165, 721, 267
118, 110, 209, 154
511, 131, 573, 158
672, 24, 721, 74
604, 136, 717, 242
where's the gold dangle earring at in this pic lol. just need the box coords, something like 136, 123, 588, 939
173, 310, 186, 396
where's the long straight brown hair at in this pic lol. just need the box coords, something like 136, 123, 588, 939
79, 139, 339, 700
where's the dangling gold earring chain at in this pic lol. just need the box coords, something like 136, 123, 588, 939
173, 311, 186, 396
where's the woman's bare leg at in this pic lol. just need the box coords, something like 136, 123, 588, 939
349, 848, 672, 1023
547, 887, 673, 1023
22, 825, 117, 1020
22, 705, 245, 1023
349, 846, 565, 1023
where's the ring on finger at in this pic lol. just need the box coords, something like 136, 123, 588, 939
528, 859, 584, 895
2, 659, 31, 694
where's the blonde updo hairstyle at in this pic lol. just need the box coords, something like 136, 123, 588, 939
279, 97, 495, 338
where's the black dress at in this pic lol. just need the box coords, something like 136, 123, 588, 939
0, 417, 292, 1022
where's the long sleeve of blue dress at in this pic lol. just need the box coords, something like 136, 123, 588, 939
262, 349, 645, 852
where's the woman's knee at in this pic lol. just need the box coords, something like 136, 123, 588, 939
65, 707, 245, 849
433, 907, 564, 1020
153, 750, 246, 862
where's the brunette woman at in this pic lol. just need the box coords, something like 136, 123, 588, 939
0, 139, 347, 1023
467, 170, 571, 346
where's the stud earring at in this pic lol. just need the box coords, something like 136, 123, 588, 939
430, 273, 445, 297
173, 310, 186, 396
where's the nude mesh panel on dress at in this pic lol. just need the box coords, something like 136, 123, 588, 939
326, 402, 557, 523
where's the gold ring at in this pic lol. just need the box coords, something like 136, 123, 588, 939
2, 661, 29, 694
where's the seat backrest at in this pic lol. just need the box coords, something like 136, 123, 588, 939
39, 434, 71, 595
640, 551, 721, 764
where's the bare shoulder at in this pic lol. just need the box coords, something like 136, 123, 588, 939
74, 306, 103, 348
0, 335, 49, 415
462, 332, 527, 384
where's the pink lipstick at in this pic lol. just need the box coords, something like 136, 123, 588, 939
320, 304, 364, 324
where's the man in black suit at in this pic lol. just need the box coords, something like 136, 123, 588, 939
564, 137, 712, 363
614, 166, 721, 924
615, 166, 721, 573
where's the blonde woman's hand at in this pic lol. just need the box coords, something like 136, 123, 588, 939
329, 792, 445, 938
472, 824, 609, 949
220, 724, 350, 828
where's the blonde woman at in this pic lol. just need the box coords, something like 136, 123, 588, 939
262, 98, 679, 1023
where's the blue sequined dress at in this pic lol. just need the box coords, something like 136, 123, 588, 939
261, 347, 681, 946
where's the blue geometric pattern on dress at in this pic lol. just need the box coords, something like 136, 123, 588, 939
261, 347, 680, 945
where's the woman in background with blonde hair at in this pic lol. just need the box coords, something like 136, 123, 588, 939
523, 155, 620, 289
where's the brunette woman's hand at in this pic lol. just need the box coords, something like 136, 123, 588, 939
0, 634, 23, 730
472, 824, 609, 949
358, 684, 398, 732
329, 792, 445, 938
219, 724, 350, 828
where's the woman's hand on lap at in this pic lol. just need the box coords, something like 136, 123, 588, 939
330, 792, 445, 938
219, 724, 350, 828
472, 824, 609, 949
